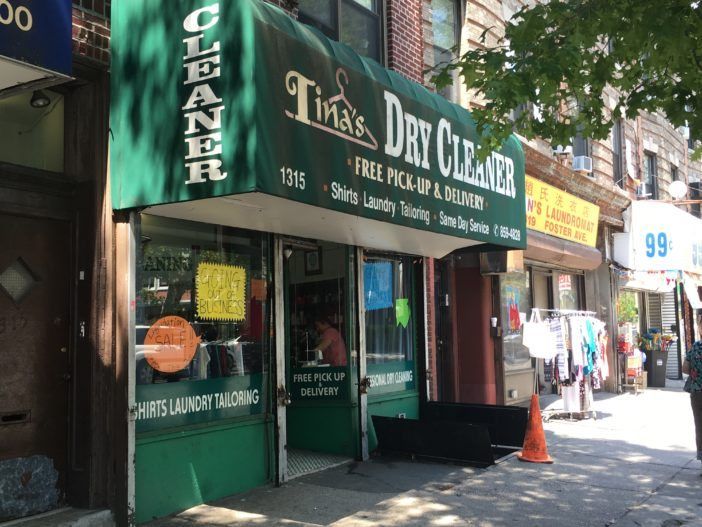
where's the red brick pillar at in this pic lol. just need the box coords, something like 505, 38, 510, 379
424, 257, 438, 401
386, 0, 424, 83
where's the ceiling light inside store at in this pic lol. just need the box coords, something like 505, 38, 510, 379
29, 90, 51, 108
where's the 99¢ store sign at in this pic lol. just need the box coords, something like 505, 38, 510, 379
623, 201, 702, 273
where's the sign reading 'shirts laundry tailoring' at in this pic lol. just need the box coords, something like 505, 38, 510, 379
111, 0, 526, 248
135, 375, 265, 432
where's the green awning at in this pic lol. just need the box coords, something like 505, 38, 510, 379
111, 0, 526, 256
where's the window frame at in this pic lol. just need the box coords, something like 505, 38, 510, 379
612, 119, 624, 188
297, 0, 385, 65
643, 152, 659, 200
430, 0, 462, 101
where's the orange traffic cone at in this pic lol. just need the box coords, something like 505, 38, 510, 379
517, 394, 553, 463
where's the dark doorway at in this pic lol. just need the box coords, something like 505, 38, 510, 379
0, 213, 71, 521
434, 258, 454, 401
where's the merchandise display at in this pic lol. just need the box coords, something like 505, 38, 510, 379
523, 308, 609, 418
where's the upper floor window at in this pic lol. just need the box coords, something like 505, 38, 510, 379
431, 0, 461, 101
298, 0, 384, 64
643, 152, 658, 200
671, 164, 679, 182
573, 132, 590, 158
612, 119, 624, 188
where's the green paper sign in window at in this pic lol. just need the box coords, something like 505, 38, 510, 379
111, 0, 526, 249
395, 298, 410, 328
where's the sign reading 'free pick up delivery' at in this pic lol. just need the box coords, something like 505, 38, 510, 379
111, 0, 526, 250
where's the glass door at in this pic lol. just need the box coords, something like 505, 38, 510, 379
283, 240, 358, 466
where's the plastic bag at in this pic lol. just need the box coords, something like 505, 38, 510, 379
522, 309, 555, 359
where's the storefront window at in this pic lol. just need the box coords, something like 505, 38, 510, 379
134, 215, 270, 432
556, 272, 582, 310
364, 253, 416, 393
501, 272, 532, 371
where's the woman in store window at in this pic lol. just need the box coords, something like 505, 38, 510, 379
312, 313, 347, 367
682, 312, 702, 469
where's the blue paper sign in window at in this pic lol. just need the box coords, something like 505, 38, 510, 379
364, 262, 393, 311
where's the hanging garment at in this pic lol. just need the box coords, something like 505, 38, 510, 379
207, 342, 223, 377
548, 317, 567, 361
569, 317, 586, 369
583, 318, 597, 376
191, 342, 211, 380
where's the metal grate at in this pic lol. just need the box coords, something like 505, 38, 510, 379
0, 258, 38, 303
287, 448, 351, 480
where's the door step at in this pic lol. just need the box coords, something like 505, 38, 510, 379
0, 508, 114, 527
287, 449, 351, 480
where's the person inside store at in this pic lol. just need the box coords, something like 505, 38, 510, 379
311, 312, 347, 367
682, 312, 702, 471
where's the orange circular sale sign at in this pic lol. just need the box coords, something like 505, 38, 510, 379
144, 316, 201, 373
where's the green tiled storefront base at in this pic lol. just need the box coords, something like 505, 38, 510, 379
135, 418, 273, 524
367, 392, 419, 453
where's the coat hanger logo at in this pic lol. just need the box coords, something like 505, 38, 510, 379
284, 67, 379, 151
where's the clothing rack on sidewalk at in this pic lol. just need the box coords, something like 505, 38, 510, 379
526, 308, 606, 422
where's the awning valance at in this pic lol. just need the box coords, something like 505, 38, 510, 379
525, 229, 602, 271
110, 0, 526, 257
614, 268, 677, 293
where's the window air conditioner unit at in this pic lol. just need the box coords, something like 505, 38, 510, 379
573, 155, 593, 174
552, 144, 573, 156
636, 183, 651, 198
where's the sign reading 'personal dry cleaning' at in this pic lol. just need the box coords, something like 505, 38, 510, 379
111, 0, 526, 249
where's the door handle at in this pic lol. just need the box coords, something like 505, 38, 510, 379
61, 373, 72, 381
357, 376, 371, 394
277, 386, 291, 406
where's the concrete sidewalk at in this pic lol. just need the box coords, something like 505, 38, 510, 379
146, 385, 701, 526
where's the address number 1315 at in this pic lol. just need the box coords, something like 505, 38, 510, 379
280, 167, 306, 190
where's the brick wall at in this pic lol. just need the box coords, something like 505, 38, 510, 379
387, 0, 424, 83
424, 258, 438, 400
72, 0, 111, 66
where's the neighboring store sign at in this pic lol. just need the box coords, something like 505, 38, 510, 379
290, 367, 348, 400
195, 262, 247, 321
111, 0, 526, 249
0, 0, 72, 75
135, 374, 265, 432
613, 201, 702, 273
525, 176, 599, 247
